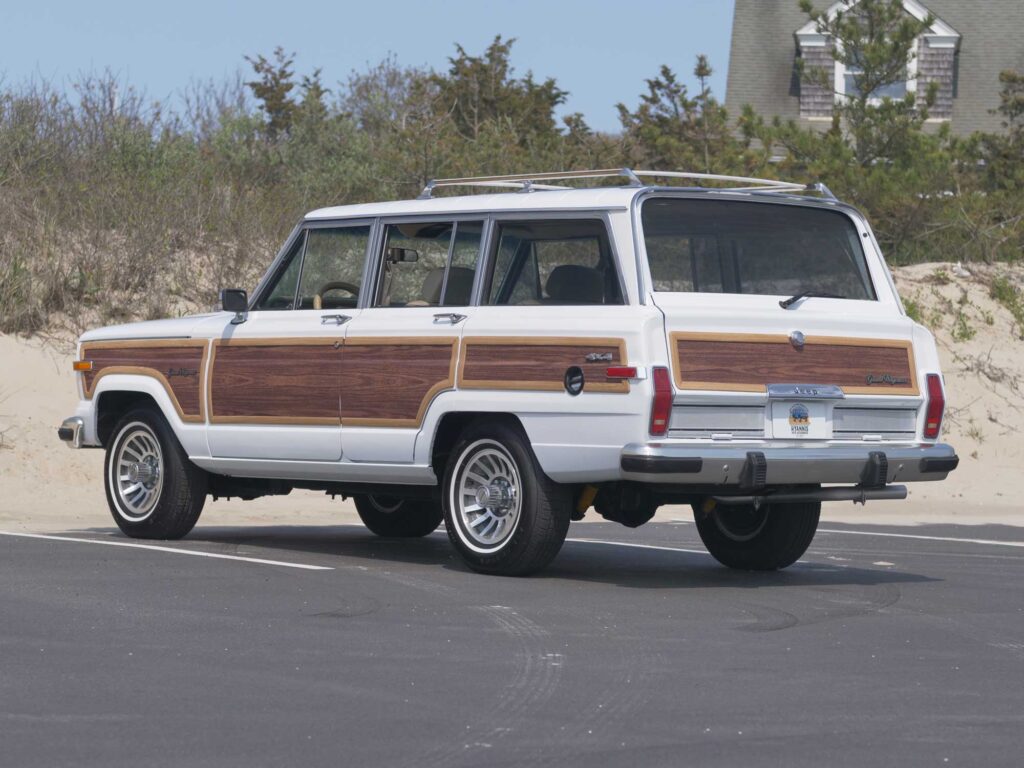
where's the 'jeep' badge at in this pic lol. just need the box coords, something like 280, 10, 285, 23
788, 403, 810, 435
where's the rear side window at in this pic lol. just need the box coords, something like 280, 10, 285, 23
641, 198, 875, 300
485, 219, 622, 306
374, 220, 483, 308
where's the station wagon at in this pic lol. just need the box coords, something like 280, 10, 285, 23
59, 169, 959, 575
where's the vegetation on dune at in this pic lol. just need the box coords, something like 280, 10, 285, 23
0, 3, 1021, 335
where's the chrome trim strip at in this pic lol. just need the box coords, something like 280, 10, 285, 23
767, 383, 846, 400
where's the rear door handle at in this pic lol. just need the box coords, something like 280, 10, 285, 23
433, 313, 467, 325
321, 314, 351, 325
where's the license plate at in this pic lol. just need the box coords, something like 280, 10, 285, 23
771, 401, 829, 439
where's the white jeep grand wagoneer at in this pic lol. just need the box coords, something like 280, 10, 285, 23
59, 169, 958, 575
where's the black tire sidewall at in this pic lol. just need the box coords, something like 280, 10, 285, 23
694, 501, 821, 571
104, 407, 205, 539
443, 420, 569, 575
354, 495, 443, 538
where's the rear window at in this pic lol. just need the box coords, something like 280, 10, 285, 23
641, 198, 875, 300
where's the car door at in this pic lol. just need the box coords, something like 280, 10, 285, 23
206, 221, 372, 461
456, 215, 653, 473
339, 218, 485, 463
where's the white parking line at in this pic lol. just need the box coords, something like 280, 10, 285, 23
0, 531, 334, 571
818, 529, 1024, 549
567, 538, 709, 556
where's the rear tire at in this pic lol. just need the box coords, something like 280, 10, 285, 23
443, 420, 571, 576
104, 407, 206, 539
693, 501, 820, 571
354, 495, 443, 538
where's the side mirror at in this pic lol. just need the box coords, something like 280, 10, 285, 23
220, 288, 248, 324
387, 247, 419, 264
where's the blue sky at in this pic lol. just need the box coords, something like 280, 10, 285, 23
0, 0, 734, 133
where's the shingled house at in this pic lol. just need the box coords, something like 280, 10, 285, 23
726, 0, 1024, 135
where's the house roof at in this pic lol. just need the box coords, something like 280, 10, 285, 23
725, 0, 1024, 135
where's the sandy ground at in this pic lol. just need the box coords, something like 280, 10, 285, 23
1, 261, 1021, 534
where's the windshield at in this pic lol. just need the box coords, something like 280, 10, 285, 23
640, 198, 876, 300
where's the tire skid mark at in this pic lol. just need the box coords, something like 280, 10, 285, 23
410, 605, 563, 768
733, 582, 902, 632
549, 633, 659, 754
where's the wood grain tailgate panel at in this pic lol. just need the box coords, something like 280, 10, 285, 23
459, 337, 629, 393
673, 333, 918, 395
210, 342, 339, 423
81, 342, 207, 421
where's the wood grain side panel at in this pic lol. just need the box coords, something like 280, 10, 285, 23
81, 343, 207, 421
458, 336, 630, 393
340, 340, 457, 427
672, 333, 918, 395
210, 342, 340, 424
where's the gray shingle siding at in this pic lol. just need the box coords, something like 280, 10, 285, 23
799, 43, 835, 118
726, 0, 1024, 135
917, 40, 955, 120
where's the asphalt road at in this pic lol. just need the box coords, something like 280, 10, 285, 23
2, 518, 1023, 767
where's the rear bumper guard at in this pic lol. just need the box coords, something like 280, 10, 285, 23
620, 442, 958, 486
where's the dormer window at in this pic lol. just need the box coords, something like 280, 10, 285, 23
795, 0, 959, 120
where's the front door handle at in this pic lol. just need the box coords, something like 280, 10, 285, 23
433, 313, 467, 325
321, 314, 351, 326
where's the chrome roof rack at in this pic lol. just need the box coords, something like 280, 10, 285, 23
417, 168, 836, 200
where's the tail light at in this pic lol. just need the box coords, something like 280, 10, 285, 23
649, 366, 673, 436
606, 366, 638, 380
924, 373, 945, 439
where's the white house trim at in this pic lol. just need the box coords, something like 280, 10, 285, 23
797, 0, 959, 104
796, 0, 960, 43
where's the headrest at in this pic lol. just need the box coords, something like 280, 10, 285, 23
545, 264, 604, 304
419, 266, 476, 305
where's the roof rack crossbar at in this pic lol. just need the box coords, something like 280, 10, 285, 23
417, 168, 833, 199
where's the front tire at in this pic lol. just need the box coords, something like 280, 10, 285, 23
104, 407, 206, 539
443, 421, 571, 576
694, 501, 820, 571
353, 495, 443, 538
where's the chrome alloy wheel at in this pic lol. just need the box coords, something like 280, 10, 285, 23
109, 422, 164, 521
451, 439, 523, 553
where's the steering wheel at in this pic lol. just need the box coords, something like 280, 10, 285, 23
315, 281, 360, 310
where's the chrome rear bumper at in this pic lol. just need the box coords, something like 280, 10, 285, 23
57, 417, 85, 449
620, 442, 958, 486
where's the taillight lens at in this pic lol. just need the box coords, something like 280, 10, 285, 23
924, 373, 945, 439
606, 366, 638, 380
649, 366, 672, 436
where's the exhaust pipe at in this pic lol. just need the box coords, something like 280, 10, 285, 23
711, 484, 908, 507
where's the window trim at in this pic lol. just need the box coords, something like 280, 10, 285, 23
366, 215, 488, 309
479, 212, 627, 308
635, 193, 879, 302
249, 218, 377, 311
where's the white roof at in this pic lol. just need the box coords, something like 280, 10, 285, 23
305, 186, 641, 220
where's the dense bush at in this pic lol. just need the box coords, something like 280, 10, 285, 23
0, 19, 1020, 335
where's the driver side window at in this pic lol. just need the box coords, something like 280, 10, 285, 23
254, 225, 371, 311
296, 226, 371, 310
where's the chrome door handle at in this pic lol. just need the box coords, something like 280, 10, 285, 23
433, 313, 467, 325
321, 314, 351, 325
